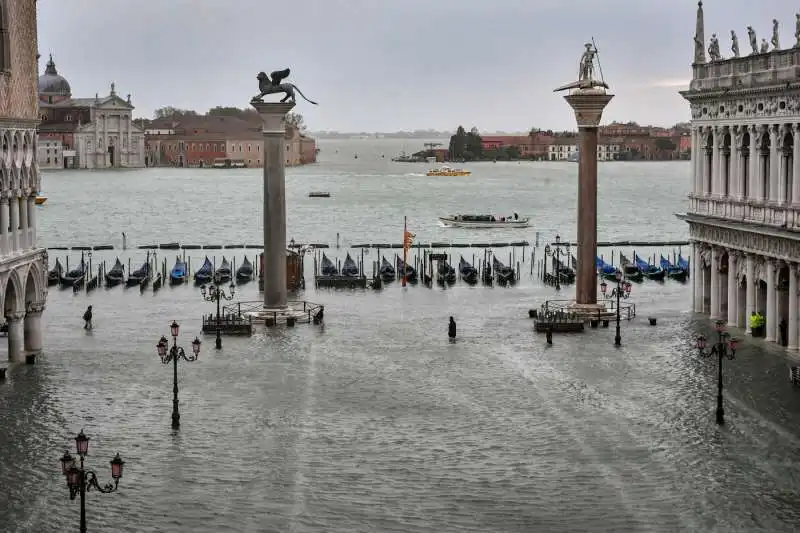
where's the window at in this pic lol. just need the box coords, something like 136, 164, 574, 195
46, 157, 50, 164
247, 144, 251, 152
257, 159, 260, 165
65, 114, 72, 121
257, 145, 260, 152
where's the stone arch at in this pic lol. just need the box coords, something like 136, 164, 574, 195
23, 263, 44, 308
3, 269, 22, 317
1, 130, 9, 166
12, 130, 21, 167
22, 131, 32, 167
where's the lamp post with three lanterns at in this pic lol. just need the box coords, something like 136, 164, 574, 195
59, 430, 125, 533
157, 321, 201, 429
696, 320, 738, 425
600, 271, 632, 346
200, 282, 235, 349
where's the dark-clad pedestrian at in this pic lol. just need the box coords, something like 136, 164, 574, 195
448, 316, 457, 341
83, 305, 93, 330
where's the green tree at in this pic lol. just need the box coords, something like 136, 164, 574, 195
464, 127, 483, 160
449, 125, 467, 160
153, 106, 197, 119
504, 145, 521, 159
287, 112, 306, 131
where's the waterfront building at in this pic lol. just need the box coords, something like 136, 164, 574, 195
547, 137, 620, 161
37, 56, 145, 169
0, 0, 48, 361
679, 3, 800, 349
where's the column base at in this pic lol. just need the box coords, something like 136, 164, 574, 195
24, 311, 43, 353
6, 315, 24, 363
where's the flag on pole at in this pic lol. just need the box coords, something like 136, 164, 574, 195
403, 230, 415, 251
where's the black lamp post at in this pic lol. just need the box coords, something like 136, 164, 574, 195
59, 430, 125, 533
553, 235, 561, 290
200, 282, 235, 349
599, 271, 632, 346
544, 244, 551, 283
696, 320, 738, 425
156, 321, 201, 429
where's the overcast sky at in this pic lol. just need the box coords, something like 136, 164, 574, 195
36, 0, 798, 131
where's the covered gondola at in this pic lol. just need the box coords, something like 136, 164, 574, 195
396, 255, 417, 282
660, 255, 688, 282
104, 258, 125, 287
320, 253, 338, 276
437, 260, 457, 284
214, 257, 232, 282
126, 259, 149, 287
341, 253, 359, 277
194, 257, 213, 284
458, 256, 478, 284
48, 258, 62, 286
169, 257, 187, 285
60, 258, 85, 287
380, 256, 395, 282
634, 254, 666, 281
235, 256, 253, 282
615, 254, 643, 282
492, 256, 515, 285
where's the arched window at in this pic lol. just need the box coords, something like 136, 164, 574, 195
0, 1, 10, 73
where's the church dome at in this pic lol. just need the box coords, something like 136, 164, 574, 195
38, 55, 71, 95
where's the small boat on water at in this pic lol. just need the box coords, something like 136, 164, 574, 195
104, 258, 125, 287
492, 256, 515, 285
214, 257, 232, 282
458, 256, 478, 284
618, 254, 644, 282
380, 257, 395, 282
396, 255, 418, 282
634, 254, 666, 281
60, 258, 85, 287
126, 259, 149, 287
194, 257, 213, 284
596, 257, 621, 281
426, 166, 471, 177
169, 257, 187, 285
660, 255, 688, 282
235, 256, 253, 282
439, 213, 530, 228
437, 260, 457, 285
341, 253, 359, 277
320, 253, 338, 276
48, 258, 62, 286
35, 196, 47, 205
308, 191, 330, 198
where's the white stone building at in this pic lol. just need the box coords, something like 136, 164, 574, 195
679, 2, 800, 349
547, 140, 620, 161
37, 138, 62, 169
0, 0, 48, 362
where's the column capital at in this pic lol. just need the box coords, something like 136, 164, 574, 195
5, 311, 24, 322
25, 302, 45, 315
793, 123, 800, 134
790, 262, 799, 273
769, 123, 780, 136
250, 101, 296, 135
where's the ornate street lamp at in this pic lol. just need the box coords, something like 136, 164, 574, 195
200, 282, 235, 349
544, 244, 551, 282
553, 235, 562, 290
696, 319, 738, 425
156, 321, 201, 429
59, 429, 124, 533
599, 271, 632, 346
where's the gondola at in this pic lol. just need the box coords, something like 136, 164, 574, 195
660, 255, 688, 282
554, 258, 576, 283
320, 253, 338, 276
126, 259, 149, 287
458, 256, 478, 284
379, 257, 395, 282
634, 254, 666, 281
437, 260, 457, 284
194, 257, 213, 284
169, 256, 187, 285
235, 256, 253, 282
104, 258, 125, 287
60, 258, 85, 287
596, 257, 620, 281
396, 255, 417, 282
48, 258, 63, 286
341, 253, 359, 277
492, 256, 515, 285
214, 257, 232, 282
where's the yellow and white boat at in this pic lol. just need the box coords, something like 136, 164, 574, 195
35, 196, 47, 205
426, 165, 471, 177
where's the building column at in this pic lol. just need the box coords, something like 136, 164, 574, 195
789, 263, 799, 350
18, 197, 27, 249
0, 195, 8, 255
729, 130, 739, 198
749, 125, 759, 201
766, 259, 777, 342
745, 254, 756, 333
711, 127, 720, 196
769, 125, 779, 202
792, 124, 800, 205
9, 195, 19, 252
727, 252, 739, 326
26, 195, 36, 248
692, 127, 702, 195
6, 311, 24, 362
778, 125, 788, 204
710, 247, 721, 319
23, 303, 44, 354
693, 243, 702, 312
737, 128, 747, 199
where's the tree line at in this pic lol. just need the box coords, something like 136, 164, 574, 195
146, 106, 306, 131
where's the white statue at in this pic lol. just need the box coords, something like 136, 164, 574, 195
795, 13, 800, 48
761, 38, 770, 54
578, 43, 596, 82
747, 26, 758, 54
771, 19, 780, 49
731, 30, 740, 57
708, 34, 722, 61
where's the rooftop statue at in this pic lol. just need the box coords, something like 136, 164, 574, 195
708, 33, 722, 61
731, 30, 740, 57
747, 26, 758, 55
772, 19, 780, 49
251, 68, 318, 106
554, 41, 609, 92
761, 38, 769, 54
795, 13, 800, 48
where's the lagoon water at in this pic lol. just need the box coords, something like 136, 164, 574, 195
0, 139, 799, 532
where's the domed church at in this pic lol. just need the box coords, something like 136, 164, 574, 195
37, 55, 145, 169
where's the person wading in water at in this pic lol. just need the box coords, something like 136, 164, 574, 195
448, 316, 457, 342
83, 305, 93, 330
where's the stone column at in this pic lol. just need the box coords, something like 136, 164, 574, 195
789, 263, 799, 350
251, 100, 295, 310
749, 125, 759, 201
710, 247, 721, 319
766, 260, 777, 342
727, 252, 738, 326
6, 311, 24, 362
745, 254, 755, 333
778, 126, 788, 204
769, 125, 779, 202
561, 88, 613, 306
9, 195, 19, 252
24, 303, 44, 353
793, 124, 800, 205
18, 197, 27, 249
0, 195, 8, 255
738, 134, 747, 200
692, 243, 702, 312
692, 127, 702, 195
27, 195, 36, 248
729, 133, 739, 198
711, 127, 720, 196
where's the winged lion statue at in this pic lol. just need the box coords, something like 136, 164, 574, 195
251, 68, 318, 105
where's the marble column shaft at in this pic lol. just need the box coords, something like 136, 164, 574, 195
24, 310, 43, 353
745, 254, 756, 334
693, 128, 702, 195
692, 244, 701, 312
748, 127, 759, 200
710, 248, 720, 319
6, 313, 24, 362
766, 261, 777, 342
793, 124, 800, 205
769, 126, 779, 202
27, 196, 35, 248
575, 126, 599, 305
18, 197, 27, 249
727, 253, 738, 326
0, 197, 8, 255
711, 128, 720, 196
789, 264, 799, 350
9, 196, 19, 252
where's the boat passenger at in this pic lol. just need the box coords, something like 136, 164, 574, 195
514, 212, 519, 220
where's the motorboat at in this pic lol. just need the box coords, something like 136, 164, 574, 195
426, 165, 471, 177
439, 214, 530, 228
35, 196, 47, 205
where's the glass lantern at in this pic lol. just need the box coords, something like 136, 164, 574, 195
67, 466, 81, 489
75, 430, 89, 457
599, 280, 608, 296
110, 453, 125, 480
615, 270, 622, 282
713, 319, 726, 333
60, 451, 74, 476
170, 321, 180, 338
200, 284, 207, 297
192, 337, 201, 356
157, 337, 168, 358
